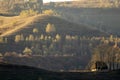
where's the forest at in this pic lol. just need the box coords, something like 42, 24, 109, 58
0, 22, 120, 70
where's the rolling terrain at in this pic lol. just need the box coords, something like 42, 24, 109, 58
0, 63, 120, 80
0, 14, 105, 37
0, 14, 107, 71
45, 1, 120, 36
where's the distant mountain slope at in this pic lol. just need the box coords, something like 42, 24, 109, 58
46, 6, 120, 35
44, 0, 120, 8
1, 14, 106, 37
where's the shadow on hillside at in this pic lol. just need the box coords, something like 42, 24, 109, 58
0, 63, 120, 80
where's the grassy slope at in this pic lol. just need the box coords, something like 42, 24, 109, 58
0, 63, 52, 80
0, 15, 43, 37
0, 14, 105, 37
3, 56, 89, 71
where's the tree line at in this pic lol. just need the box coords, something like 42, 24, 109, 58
0, 23, 120, 70
0, 23, 120, 58
0, 0, 43, 14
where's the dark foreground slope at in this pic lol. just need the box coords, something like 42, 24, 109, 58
0, 63, 120, 80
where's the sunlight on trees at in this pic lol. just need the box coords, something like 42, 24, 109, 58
15, 35, 21, 42
55, 34, 61, 42
65, 35, 72, 41
20, 34, 24, 41
33, 28, 39, 33
23, 47, 32, 55
40, 34, 44, 40
15, 34, 24, 42
46, 23, 56, 33
90, 44, 120, 70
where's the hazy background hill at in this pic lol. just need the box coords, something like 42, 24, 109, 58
4, 15, 104, 37
0, 0, 43, 15
44, 0, 120, 36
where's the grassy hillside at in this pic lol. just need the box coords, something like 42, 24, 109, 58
0, 14, 105, 37
0, 15, 40, 37
0, 63, 53, 80
44, 0, 120, 8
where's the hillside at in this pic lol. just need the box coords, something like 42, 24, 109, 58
0, 14, 105, 37
0, 0, 43, 14
0, 14, 107, 71
0, 63, 120, 80
45, 0, 120, 8
45, 7, 120, 36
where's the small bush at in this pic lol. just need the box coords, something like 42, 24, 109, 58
43, 9, 55, 15
20, 9, 38, 17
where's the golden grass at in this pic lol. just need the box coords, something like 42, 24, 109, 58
0, 15, 45, 37
0, 15, 36, 37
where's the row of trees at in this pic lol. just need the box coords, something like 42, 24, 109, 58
50, 0, 120, 8
0, 23, 120, 57
0, 0, 43, 14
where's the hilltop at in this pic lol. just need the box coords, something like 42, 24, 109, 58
0, 15, 41, 37
0, 0, 120, 74
45, 0, 120, 8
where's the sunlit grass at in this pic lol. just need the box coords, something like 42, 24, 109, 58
0, 15, 40, 37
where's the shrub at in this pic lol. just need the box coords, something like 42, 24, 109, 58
20, 9, 38, 17
23, 47, 32, 56
46, 23, 56, 33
